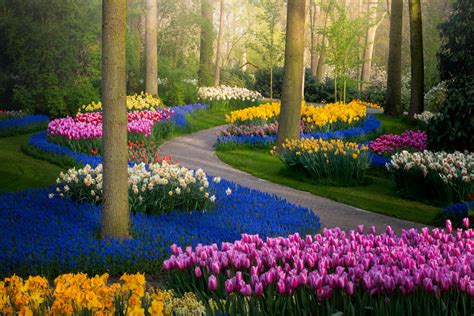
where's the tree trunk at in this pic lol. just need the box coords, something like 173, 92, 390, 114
407, 0, 424, 121
145, 0, 158, 96
199, 0, 214, 87
101, 0, 130, 240
316, 2, 330, 82
214, 0, 225, 86
309, 0, 320, 76
385, 0, 403, 116
276, 0, 306, 149
360, 0, 381, 91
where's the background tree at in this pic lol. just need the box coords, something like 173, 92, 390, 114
407, 0, 424, 121
214, 0, 225, 86
252, 0, 285, 100
309, 0, 321, 76
101, 0, 130, 239
276, 0, 306, 149
146, 0, 158, 96
385, 0, 403, 116
315, 0, 332, 81
198, 0, 214, 86
360, 0, 386, 91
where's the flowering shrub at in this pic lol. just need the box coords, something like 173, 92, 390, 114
198, 85, 262, 104
387, 150, 473, 205
369, 130, 427, 157
77, 92, 165, 113
47, 109, 174, 154
0, 114, 49, 136
164, 221, 474, 315
217, 115, 381, 148
279, 138, 371, 186
0, 181, 319, 277
424, 81, 449, 112
414, 111, 441, 125
0, 273, 205, 315
52, 161, 217, 214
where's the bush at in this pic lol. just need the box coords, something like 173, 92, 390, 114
424, 81, 449, 112
279, 138, 371, 186
220, 67, 256, 88
387, 150, 473, 205
426, 77, 474, 151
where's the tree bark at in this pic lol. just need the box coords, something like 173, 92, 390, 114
407, 0, 424, 121
145, 0, 158, 96
214, 0, 225, 86
101, 0, 130, 240
199, 0, 214, 87
360, 0, 382, 91
276, 0, 306, 149
385, 0, 403, 116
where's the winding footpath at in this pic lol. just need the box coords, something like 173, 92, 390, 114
159, 125, 427, 232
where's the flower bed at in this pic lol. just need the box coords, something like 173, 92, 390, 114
52, 162, 218, 215
369, 130, 427, 157
47, 109, 174, 154
164, 222, 474, 315
0, 114, 49, 137
387, 150, 473, 205
198, 85, 262, 107
279, 138, 371, 186
217, 115, 381, 148
0, 273, 205, 315
77, 92, 165, 113
168, 103, 209, 128
0, 180, 320, 277
0, 109, 25, 120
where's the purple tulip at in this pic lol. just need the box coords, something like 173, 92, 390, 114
463, 218, 470, 228
240, 284, 252, 296
208, 275, 218, 291
194, 266, 202, 278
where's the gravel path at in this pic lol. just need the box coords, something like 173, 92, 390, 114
159, 124, 427, 232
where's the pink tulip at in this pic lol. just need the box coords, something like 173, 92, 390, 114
208, 275, 218, 291
194, 266, 202, 278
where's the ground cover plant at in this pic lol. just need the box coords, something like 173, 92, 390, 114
164, 221, 474, 315
0, 179, 320, 278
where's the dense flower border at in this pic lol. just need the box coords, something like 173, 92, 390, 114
216, 115, 381, 147
0, 180, 320, 277
0, 114, 49, 136
168, 103, 209, 128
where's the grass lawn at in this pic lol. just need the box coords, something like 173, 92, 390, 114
216, 114, 440, 225
0, 134, 63, 193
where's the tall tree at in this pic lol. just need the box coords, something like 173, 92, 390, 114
309, 0, 320, 76
199, 0, 214, 86
276, 0, 306, 149
360, 0, 386, 91
101, 0, 130, 239
385, 0, 403, 116
315, 0, 331, 81
145, 0, 158, 96
214, 0, 225, 86
407, 0, 424, 121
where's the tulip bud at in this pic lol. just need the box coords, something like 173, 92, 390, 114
194, 266, 202, 278
446, 220, 453, 234
462, 217, 470, 229
255, 282, 264, 296
208, 275, 218, 291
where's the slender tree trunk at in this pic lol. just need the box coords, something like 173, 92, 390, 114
360, 0, 382, 91
316, 2, 330, 81
270, 67, 273, 101
309, 0, 320, 76
276, 0, 306, 149
385, 0, 403, 116
199, 0, 214, 86
214, 0, 225, 86
145, 0, 158, 96
407, 0, 424, 121
101, 0, 130, 240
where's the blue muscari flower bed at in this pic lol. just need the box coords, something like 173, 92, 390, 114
441, 201, 474, 219
168, 103, 209, 128
0, 179, 320, 278
216, 115, 381, 147
0, 114, 49, 135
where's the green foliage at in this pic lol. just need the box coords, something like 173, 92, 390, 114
426, 77, 474, 151
438, 0, 474, 81
0, 0, 102, 117
158, 57, 198, 105
220, 67, 256, 88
